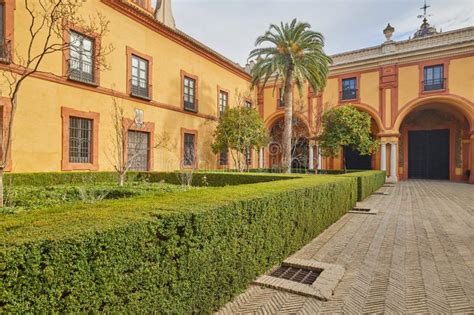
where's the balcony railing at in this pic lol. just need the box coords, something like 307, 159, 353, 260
130, 79, 152, 100
184, 98, 198, 112
341, 88, 358, 100
67, 58, 96, 85
0, 39, 11, 63
423, 78, 446, 91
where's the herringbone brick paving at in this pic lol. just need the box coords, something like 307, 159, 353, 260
218, 180, 474, 314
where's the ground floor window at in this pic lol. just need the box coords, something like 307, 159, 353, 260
219, 148, 228, 166
183, 133, 196, 166
127, 130, 150, 171
69, 117, 92, 163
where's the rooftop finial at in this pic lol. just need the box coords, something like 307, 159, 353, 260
413, 0, 438, 38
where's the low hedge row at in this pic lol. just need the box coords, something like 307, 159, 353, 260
4, 171, 296, 187
0, 175, 356, 313
340, 170, 386, 201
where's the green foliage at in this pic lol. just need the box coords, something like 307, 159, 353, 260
340, 170, 386, 201
0, 175, 356, 313
249, 18, 332, 96
319, 105, 379, 162
211, 106, 268, 170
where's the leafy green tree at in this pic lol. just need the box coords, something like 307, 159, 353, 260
212, 106, 269, 172
249, 18, 332, 173
319, 105, 378, 172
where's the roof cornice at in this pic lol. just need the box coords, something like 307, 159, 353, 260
100, 0, 251, 81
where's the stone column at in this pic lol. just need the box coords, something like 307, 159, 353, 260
380, 143, 387, 172
258, 148, 264, 169
470, 134, 474, 184
317, 146, 322, 170
308, 144, 314, 170
388, 142, 398, 182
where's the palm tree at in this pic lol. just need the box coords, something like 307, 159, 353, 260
249, 19, 332, 173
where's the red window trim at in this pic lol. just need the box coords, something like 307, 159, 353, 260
123, 117, 155, 171
61, 106, 100, 171
180, 70, 199, 113
126, 46, 154, 100
62, 25, 102, 87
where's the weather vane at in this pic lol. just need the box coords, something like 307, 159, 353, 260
418, 0, 432, 21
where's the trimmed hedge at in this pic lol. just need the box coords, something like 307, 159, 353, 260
0, 176, 356, 313
340, 170, 386, 201
4, 171, 297, 187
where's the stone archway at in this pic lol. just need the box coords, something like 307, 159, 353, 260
398, 103, 472, 181
268, 116, 310, 170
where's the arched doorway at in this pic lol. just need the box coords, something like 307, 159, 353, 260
269, 116, 310, 170
343, 117, 380, 170
399, 103, 472, 181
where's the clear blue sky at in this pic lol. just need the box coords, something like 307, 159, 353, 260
158, 0, 473, 66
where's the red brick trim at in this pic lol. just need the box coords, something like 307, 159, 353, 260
62, 24, 102, 86
257, 87, 264, 118
0, 96, 12, 171
61, 107, 100, 171
180, 128, 198, 169
126, 46, 153, 100
338, 73, 361, 103
418, 58, 450, 96
180, 70, 199, 113
217, 86, 229, 117
122, 117, 155, 171
0, 0, 14, 64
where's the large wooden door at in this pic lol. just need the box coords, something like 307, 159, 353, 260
408, 129, 449, 179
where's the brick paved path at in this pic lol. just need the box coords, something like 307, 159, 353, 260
218, 180, 474, 314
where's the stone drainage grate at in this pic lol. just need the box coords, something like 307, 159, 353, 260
254, 258, 345, 301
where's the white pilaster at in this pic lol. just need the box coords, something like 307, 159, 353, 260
388, 142, 398, 182
317, 146, 322, 170
258, 148, 264, 169
308, 144, 314, 170
380, 143, 387, 172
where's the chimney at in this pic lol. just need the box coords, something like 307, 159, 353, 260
155, 0, 176, 29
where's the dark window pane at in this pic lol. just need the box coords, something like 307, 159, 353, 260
423, 65, 444, 91
69, 117, 92, 163
183, 133, 195, 166
219, 148, 228, 165
342, 78, 357, 100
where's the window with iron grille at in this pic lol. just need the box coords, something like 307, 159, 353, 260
219, 148, 228, 165
184, 76, 196, 111
219, 90, 228, 116
424, 65, 445, 91
69, 117, 92, 163
183, 133, 195, 166
127, 130, 149, 171
131, 55, 150, 98
69, 31, 95, 84
278, 88, 285, 107
341, 78, 357, 100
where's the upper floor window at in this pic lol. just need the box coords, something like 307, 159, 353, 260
183, 76, 197, 111
341, 77, 357, 100
69, 117, 92, 164
423, 64, 445, 91
69, 31, 95, 84
245, 100, 253, 108
183, 132, 196, 167
219, 90, 228, 117
278, 88, 285, 107
131, 55, 150, 99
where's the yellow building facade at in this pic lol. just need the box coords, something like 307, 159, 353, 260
0, 0, 473, 183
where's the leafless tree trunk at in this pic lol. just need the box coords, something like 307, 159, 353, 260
0, 0, 112, 206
